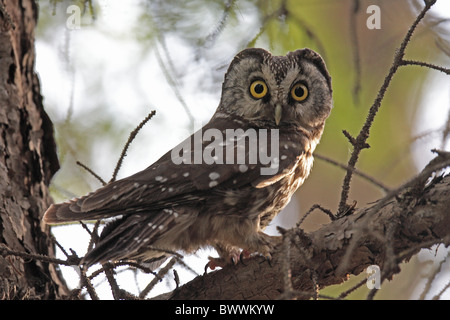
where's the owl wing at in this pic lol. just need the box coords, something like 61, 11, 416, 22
43, 115, 306, 224
184, 115, 307, 190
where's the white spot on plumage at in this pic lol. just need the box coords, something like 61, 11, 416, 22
239, 164, 248, 172
209, 181, 218, 188
209, 172, 220, 180
155, 176, 163, 181
183, 172, 189, 177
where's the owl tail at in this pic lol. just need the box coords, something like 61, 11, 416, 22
80, 213, 172, 268
43, 196, 110, 224
43, 202, 81, 224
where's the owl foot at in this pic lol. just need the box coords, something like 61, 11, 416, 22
245, 233, 281, 261
204, 245, 242, 273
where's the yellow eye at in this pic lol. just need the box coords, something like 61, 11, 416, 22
249, 80, 268, 99
291, 83, 308, 102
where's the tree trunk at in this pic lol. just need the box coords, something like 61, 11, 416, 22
0, 0, 69, 299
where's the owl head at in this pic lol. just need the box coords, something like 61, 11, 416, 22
217, 48, 332, 131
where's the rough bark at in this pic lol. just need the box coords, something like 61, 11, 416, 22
0, 0, 68, 299
156, 174, 449, 300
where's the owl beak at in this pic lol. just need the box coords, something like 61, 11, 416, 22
274, 104, 282, 125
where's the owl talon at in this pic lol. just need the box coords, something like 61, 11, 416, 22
258, 253, 273, 266
239, 249, 251, 265
239, 252, 247, 266
266, 254, 273, 267
204, 258, 219, 274
204, 254, 238, 274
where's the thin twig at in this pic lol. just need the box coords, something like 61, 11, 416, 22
173, 269, 180, 289
0, 244, 78, 267
76, 161, 107, 186
432, 280, 450, 300
154, 41, 195, 128
103, 263, 123, 299
337, 1, 437, 216
203, 0, 237, 48
79, 267, 99, 300
311, 272, 319, 300
281, 233, 293, 297
419, 250, 449, 299
87, 260, 159, 281
337, 277, 367, 299
315, 153, 391, 193
400, 59, 450, 74
50, 234, 71, 259
139, 257, 177, 299
297, 203, 335, 227
86, 220, 101, 252
110, 110, 156, 182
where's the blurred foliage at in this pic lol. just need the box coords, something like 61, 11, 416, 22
36, 0, 449, 299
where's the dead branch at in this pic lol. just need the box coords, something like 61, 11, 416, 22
337, 0, 439, 216
110, 110, 156, 182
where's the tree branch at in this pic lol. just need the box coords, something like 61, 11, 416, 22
154, 173, 450, 300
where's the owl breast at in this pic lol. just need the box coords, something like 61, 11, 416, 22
171, 151, 314, 255
257, 150, 314, 229
202, 149, 314, 228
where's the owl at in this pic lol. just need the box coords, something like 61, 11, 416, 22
44, 48, 332, 270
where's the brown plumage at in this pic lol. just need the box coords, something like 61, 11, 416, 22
44, 48, 333, 268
